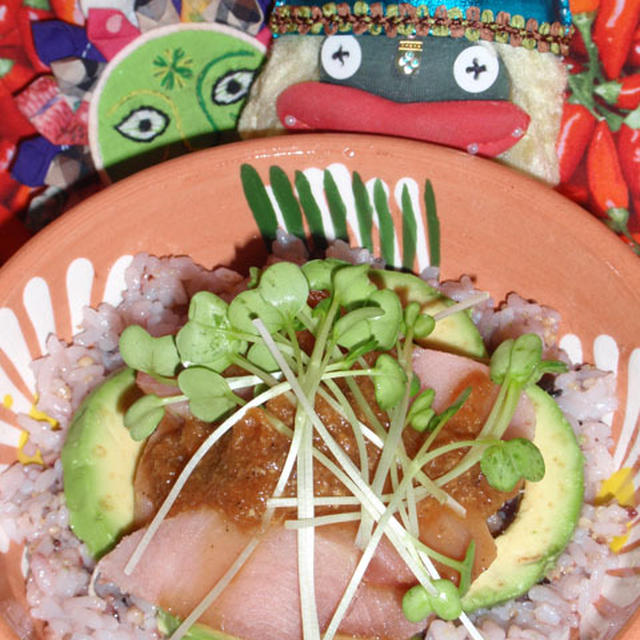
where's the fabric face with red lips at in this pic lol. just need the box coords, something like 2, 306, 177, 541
276, 35, 530, 157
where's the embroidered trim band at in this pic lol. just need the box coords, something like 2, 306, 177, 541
270, 3, 572, 54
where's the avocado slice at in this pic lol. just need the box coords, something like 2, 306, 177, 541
61, 367, 144, 558
158, 611, 240, 640
369, 270, 486, 359
461, 385, 584, 611
157, 610, 379, 640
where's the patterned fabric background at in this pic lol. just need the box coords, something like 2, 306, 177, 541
0, 0, 638, 263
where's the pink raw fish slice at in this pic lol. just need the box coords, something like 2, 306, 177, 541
412, 348, 535, 440
97, 509, 424, 640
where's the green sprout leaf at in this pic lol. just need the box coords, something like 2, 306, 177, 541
228, 289, 284, 335
333, 289, 402, 350
490, 333, 567, 389
373, 353, 407, 410
176, 292, 245, 372
402, 579, 461, 623
188, 291, 228, 324
404, 301, 420, 329
340, 337, 379, 369
481, 438, 545, 492
413, 313, 435, 339
311, 296, 332, 320
259, 262, 309, 320
176, 323, 232, 372
124, 395, 166, 441
368, 289, 402, 350
535, 359, 569, 379
119, 325, 180, 377
429, 579, 462, 620
480, 443, 518, 492
247, 266, 260, 289
402, 584, 432, 622
177, 367, 240, 422
407, 388, 435, 432
247, 341, 279, 372
409, 373, 421, 397
402, 301, 434, 340
422, 386, 471, 435
509, 333, 543, 384
301, 258, 346, 291
489, 338, 514, 385
505, 438, 545, 482
333, 306, 382, 348
333, 264, 376, 307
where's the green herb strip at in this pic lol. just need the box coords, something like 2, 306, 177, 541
323, 169, 349, 241
401, 183, 417, 271
373, 179, 395, 266
352, 171, 374, 252
424, 179, 440, 268
269, 166, 306, 240
294, 171, 327, 249
240, 164, 278, 243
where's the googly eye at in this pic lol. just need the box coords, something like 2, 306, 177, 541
212, 69, 255, 106
115, 106, 169, 142
452, 44, 500, 94
320, 36, 362, 80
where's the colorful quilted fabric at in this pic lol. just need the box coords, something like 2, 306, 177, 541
0, 0, 268, 261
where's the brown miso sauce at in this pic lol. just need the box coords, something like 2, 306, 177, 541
133, 368, 521, 582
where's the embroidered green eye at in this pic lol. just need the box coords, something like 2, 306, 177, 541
211, 69, 255, 105
114, 106, 170, 142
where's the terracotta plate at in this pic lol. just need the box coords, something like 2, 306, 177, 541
0, 133, 639, 639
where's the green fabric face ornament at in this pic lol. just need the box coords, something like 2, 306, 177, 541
89, 23, 265, 182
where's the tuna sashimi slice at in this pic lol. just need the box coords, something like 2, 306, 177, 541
96, 508, 424, 640
411, 347, 535, 441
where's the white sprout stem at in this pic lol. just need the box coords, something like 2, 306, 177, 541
317, 387, 383, 449
366, 319, 417, 518
433, 292, 490, 322
297, 409, 320, 640
320, 450, 484, 640
254, 318, 434, 582
312, 449, 436, 585
311, 444, 483, 640
253, 319, 321, 640
323, 432, 440, 640
365, 376, 412, 541
316, 385, 464, 516
285, 511, 362, 529
123, 380, 292, 576
404, 463, 420, 538
172, 381, 310, 640
322, 379, 370, 482
268, 488, 431, 510
227, 372, 282, 390
360, 423, 384, 449
323, 478, 413, 639
434, 382, 518, 489
253, 320, 484, 640
387, 450, 412, 533
269, 496, 362, 508
169, 536, 262, 640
